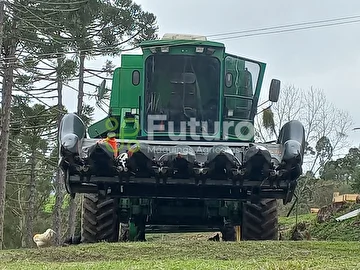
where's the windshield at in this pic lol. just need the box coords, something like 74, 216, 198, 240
144, 54, 221, 136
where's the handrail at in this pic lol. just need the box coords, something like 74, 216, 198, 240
224, 94, 254, 101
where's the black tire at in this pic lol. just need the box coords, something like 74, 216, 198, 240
81, 194, 120, 243
241, 199, 278, 240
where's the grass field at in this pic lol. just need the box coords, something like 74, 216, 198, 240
1, 237, 360, 270
2, 209, 360, 270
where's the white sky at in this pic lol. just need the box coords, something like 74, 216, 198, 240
61, 0, 360, 152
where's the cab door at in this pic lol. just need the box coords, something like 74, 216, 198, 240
222, 54, 263, 141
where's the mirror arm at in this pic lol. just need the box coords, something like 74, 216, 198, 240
257, 99, 269, 108
255, 104, 272, 116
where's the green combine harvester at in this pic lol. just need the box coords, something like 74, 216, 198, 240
59, 33, 305, 242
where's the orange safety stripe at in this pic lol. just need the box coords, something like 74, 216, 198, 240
98, 137, 118, 157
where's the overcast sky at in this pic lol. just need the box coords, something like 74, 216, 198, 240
63, 0, 360, 151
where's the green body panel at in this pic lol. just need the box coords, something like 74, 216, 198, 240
128, 222, 137, 240
88, 54, 142, 138
119, 108, 139, 139
89, 36, 266, 145
112, 54, 143, 110
87, 116, 116, 138
108, 67, 121, 115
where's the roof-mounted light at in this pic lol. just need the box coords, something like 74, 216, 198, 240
161, 46, 169, 53
196, 47, 204, 53
162, 33, 207, 41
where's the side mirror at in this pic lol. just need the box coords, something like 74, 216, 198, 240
269, 79, 280, 102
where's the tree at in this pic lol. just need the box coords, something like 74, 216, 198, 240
256, 85, 352, 175
321, 147, 360, 192
0, 0, 158, 248
9, 101, 57, 247
256, 85, 353, 216
0, 3, 18, 248
63, 0, 158, 239
2, 97, 58, 248
0, 0, 86, 249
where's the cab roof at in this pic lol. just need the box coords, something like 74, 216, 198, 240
140, 33, 225, 48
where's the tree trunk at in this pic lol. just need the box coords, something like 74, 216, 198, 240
67, 51, 85, 238
77, 52, 85, 116
0, 33, 16, 250
20, 216, 26, 248
0, 0, 4, 124
18, 186, 26, 248
0, 0, 5, 211
52, 55, 65, 245
25, 148, 36, 247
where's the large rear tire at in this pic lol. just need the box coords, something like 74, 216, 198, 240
81, 194, 120, 243
241, 199, 278, 240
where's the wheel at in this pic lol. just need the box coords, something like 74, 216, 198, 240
81, 193, 120, 243
241, 199, 278, 240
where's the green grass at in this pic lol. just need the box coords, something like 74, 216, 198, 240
3, 205, 360, 269
279, 213, 317, 228
279, 203, 360, 241
310, 216, 360, 241
309, 202, 360, 241
278, 213, 317, 239
1, 239, 360, 269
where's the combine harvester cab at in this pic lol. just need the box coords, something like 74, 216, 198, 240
59, 33, 305, 242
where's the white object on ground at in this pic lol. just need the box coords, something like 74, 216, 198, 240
336, 208, 360, 221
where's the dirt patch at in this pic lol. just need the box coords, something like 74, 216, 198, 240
317, 202, 349, 223
290, 222, 311, 241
